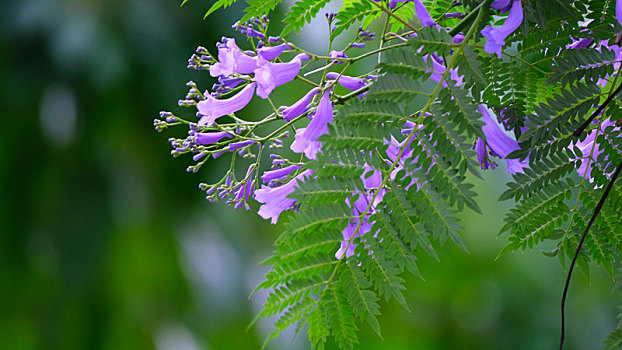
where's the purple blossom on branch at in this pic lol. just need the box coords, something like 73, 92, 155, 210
481, 0, 523, 58
197, 83, 256, 126
413, 0, 436, 28
254, 53, 310, 99
261, 164, 303, 183
290, 89, 333, 159
194, 131, 232, 145
476, 105, 528, 174
254, 169, 314, 224
210, 38, 258, 77
281, 87, 321, 122
326, 72, 368, 91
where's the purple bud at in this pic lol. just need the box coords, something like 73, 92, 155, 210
228, 140, 256, 151
268, 36, 281, 44
194, 131, 232, 145
445, 12, 463, 18
351, 42, 366, 49
193, 152, 206, 161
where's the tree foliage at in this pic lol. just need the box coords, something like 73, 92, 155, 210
167, 0, 622, 348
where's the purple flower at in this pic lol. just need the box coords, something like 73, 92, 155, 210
197, 83, 256, 126
424, 54, 464, 86
254, 53, 309, 99
290, 90, 333, 159
481, 0, 523, 58
566, 37, 594, 50
478, 105, 527, 174
254, 169, 314, 224
326, 72, 368, 91
281, 87, 321, 122
261, 164, 302, 183
228, 140, 256, 151
617, 0, 622, 27
232, 165, 256, 208
335, 165, 385, 259
570, 119, 621, 182
194, 131, 232, 145
351, 42, 366, 49
257, 43, 293, 60
414, 0, 436, 28
491, 0, 511, 10
336, 217, 373, 258
329, 50, 348, 64
209, 38, 258, 77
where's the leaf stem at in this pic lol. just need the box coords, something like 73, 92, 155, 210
366, 0, 418, 32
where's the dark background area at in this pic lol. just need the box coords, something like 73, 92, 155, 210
0, 0, 619, 349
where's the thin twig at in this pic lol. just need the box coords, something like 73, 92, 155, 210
573, 82, 622, 137
559, 158, 622, 350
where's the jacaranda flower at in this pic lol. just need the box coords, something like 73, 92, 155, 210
290, 89, 333, 159
254, 53, 310, 99
329, 50, 348, 64
491, 0, 511, 10
326, 72, 368, 91
194, 131, 232, 145
571, 119, 621, 182
481, 0, 523, 58
228, 140, 256, 151
261, 164, 302, 183
210, 38, 258, 77
617, 0, 622, 27
477, 105, 527, 174
336, 165, 384, 259
413, 0, 436, 28
232, 164, 256, 209
254, 169, 314, 224
197, 83, 256, 126
281, 87, 320, 122
336, 217, 373, 258
258, 43, 293, 60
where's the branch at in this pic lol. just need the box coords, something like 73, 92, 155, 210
559, 158, 622, 350
573, 82, 622, 137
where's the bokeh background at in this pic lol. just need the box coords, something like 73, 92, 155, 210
0, 0, 619, 349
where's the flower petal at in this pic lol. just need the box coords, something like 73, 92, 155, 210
281, 87, 321, 122
197, 83, 256, 126
290, 90, 333, 159
481, 0, 523, 58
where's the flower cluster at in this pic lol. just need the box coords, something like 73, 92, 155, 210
156, 0, 622, 260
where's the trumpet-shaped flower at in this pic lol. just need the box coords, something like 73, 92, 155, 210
254, 53, 310, 99
326, 72, 368, 91
414, 0, 436, 28
255, 169, 314, 224
491, 0, 511, 10
290, 89, 333, 159
197, 83, 256, 126
477, 105, 528, 174
481, 0, 523, 58
258, 43, 293, 60
261, 164, 302, 183
617, 0, 622, 27
232, 164, 256, 209
210, 38, 258, 77
194, 131, 232, 145
281, 87, 320, 122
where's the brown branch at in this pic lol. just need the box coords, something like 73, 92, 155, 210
573, 82, 622, 137
559, 158, 622, 350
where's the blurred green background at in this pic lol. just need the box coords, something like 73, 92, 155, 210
0, 0, 619, 349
